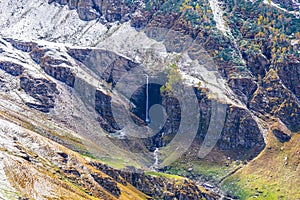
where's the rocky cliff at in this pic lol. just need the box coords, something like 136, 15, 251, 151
0, 0, 299, 199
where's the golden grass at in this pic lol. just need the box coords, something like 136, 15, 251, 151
222, 130, 300, 200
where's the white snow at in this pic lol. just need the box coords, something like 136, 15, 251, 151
0, 0, 108, 46
208, 0, 233, 38
179, 53, 246, 108
263, 0, 300, 17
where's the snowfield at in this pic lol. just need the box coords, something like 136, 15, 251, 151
0, 0, 108, 46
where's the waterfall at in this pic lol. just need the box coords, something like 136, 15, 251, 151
154, 148, 159, 166
150, 148, 160, 171
145, 74, 150, 123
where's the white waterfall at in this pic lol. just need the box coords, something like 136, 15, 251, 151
145, 74, 150, 123
150, 148, 160, 171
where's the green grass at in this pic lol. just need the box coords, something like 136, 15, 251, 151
167, 159, 238, 183
221, 176, 251, 200
97, 156, 135, 169
221, 131, 300, 200
145, 171, 183, 180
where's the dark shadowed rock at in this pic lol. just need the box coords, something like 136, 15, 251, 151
67, 48, 139, 86
219, 106, 266, 159
228, 78, 258, 105
4, 38, 37, 52
91, 173, 121, 198
272, 129, 291, 143
277, 59, 300, 99
0, 61, 23, 76
30, 47, 47, 64
41, 63, 75, 87
90, 162, 217, 200
29, 46, 76, 87
95, 89, 120, 132
20, 76, 59, 112
250, 69, 300, 132
243, 52, 270, 77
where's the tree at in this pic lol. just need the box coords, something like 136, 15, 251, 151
195, 3, 200, 12
160, 64, 184, 95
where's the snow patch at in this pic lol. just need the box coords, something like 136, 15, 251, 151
263, 0, 300, 17
0, 0, 108, 46
208, 0, 232, 37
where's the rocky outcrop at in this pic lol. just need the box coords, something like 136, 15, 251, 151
3, 38, 37, 52
219, 106, 265, 158
91, 174, 121, 198
95, 89, 120, 133
20, 76, 59, 112
243, 52, 270, 77
68, 48, 139, 86
90, 163, 217, 200
270, 119, 292, 143
28, 46, 76, 87
161, 88, 265, 159
272, 129, 291, 142
67, 48, 92, 63
277, 58, 300, 99
0, 61, 23, 76
250, 69, 300, 132
49, 0, 140, 22
228, 78, 258, 105
29, 47, 46, 64
40, 56, 75, 87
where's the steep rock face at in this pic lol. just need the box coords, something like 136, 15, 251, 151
194, 88, 265, 159
270, 119, 292, 143
243, 52, 270, 77
95, 89, 120, 133
219, 106, 265, 158
91, 174, 121, 198
250, 69, 300, 132
3, 38, 37, 53
90, 162, 217, 200
0, 61, 23, 76
67, 48, 93, 63
68, 48, 139, 86
29, 47, 47, 64
272, 129, 291, 142
49, 0, 140, 22
29, 46, 76, 87
40, 56, 75, 87
228, 78, 258, 105
277, 59, 300, 99
20, 76, 60, 113
126, 86, 265, 159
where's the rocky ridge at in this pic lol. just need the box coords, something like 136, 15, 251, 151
0, 0, 299, 199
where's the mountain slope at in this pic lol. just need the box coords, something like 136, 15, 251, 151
0, 0, 299, 199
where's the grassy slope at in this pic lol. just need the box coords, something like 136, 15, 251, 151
222, 131, 300, 200
0, 108, 150, 200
